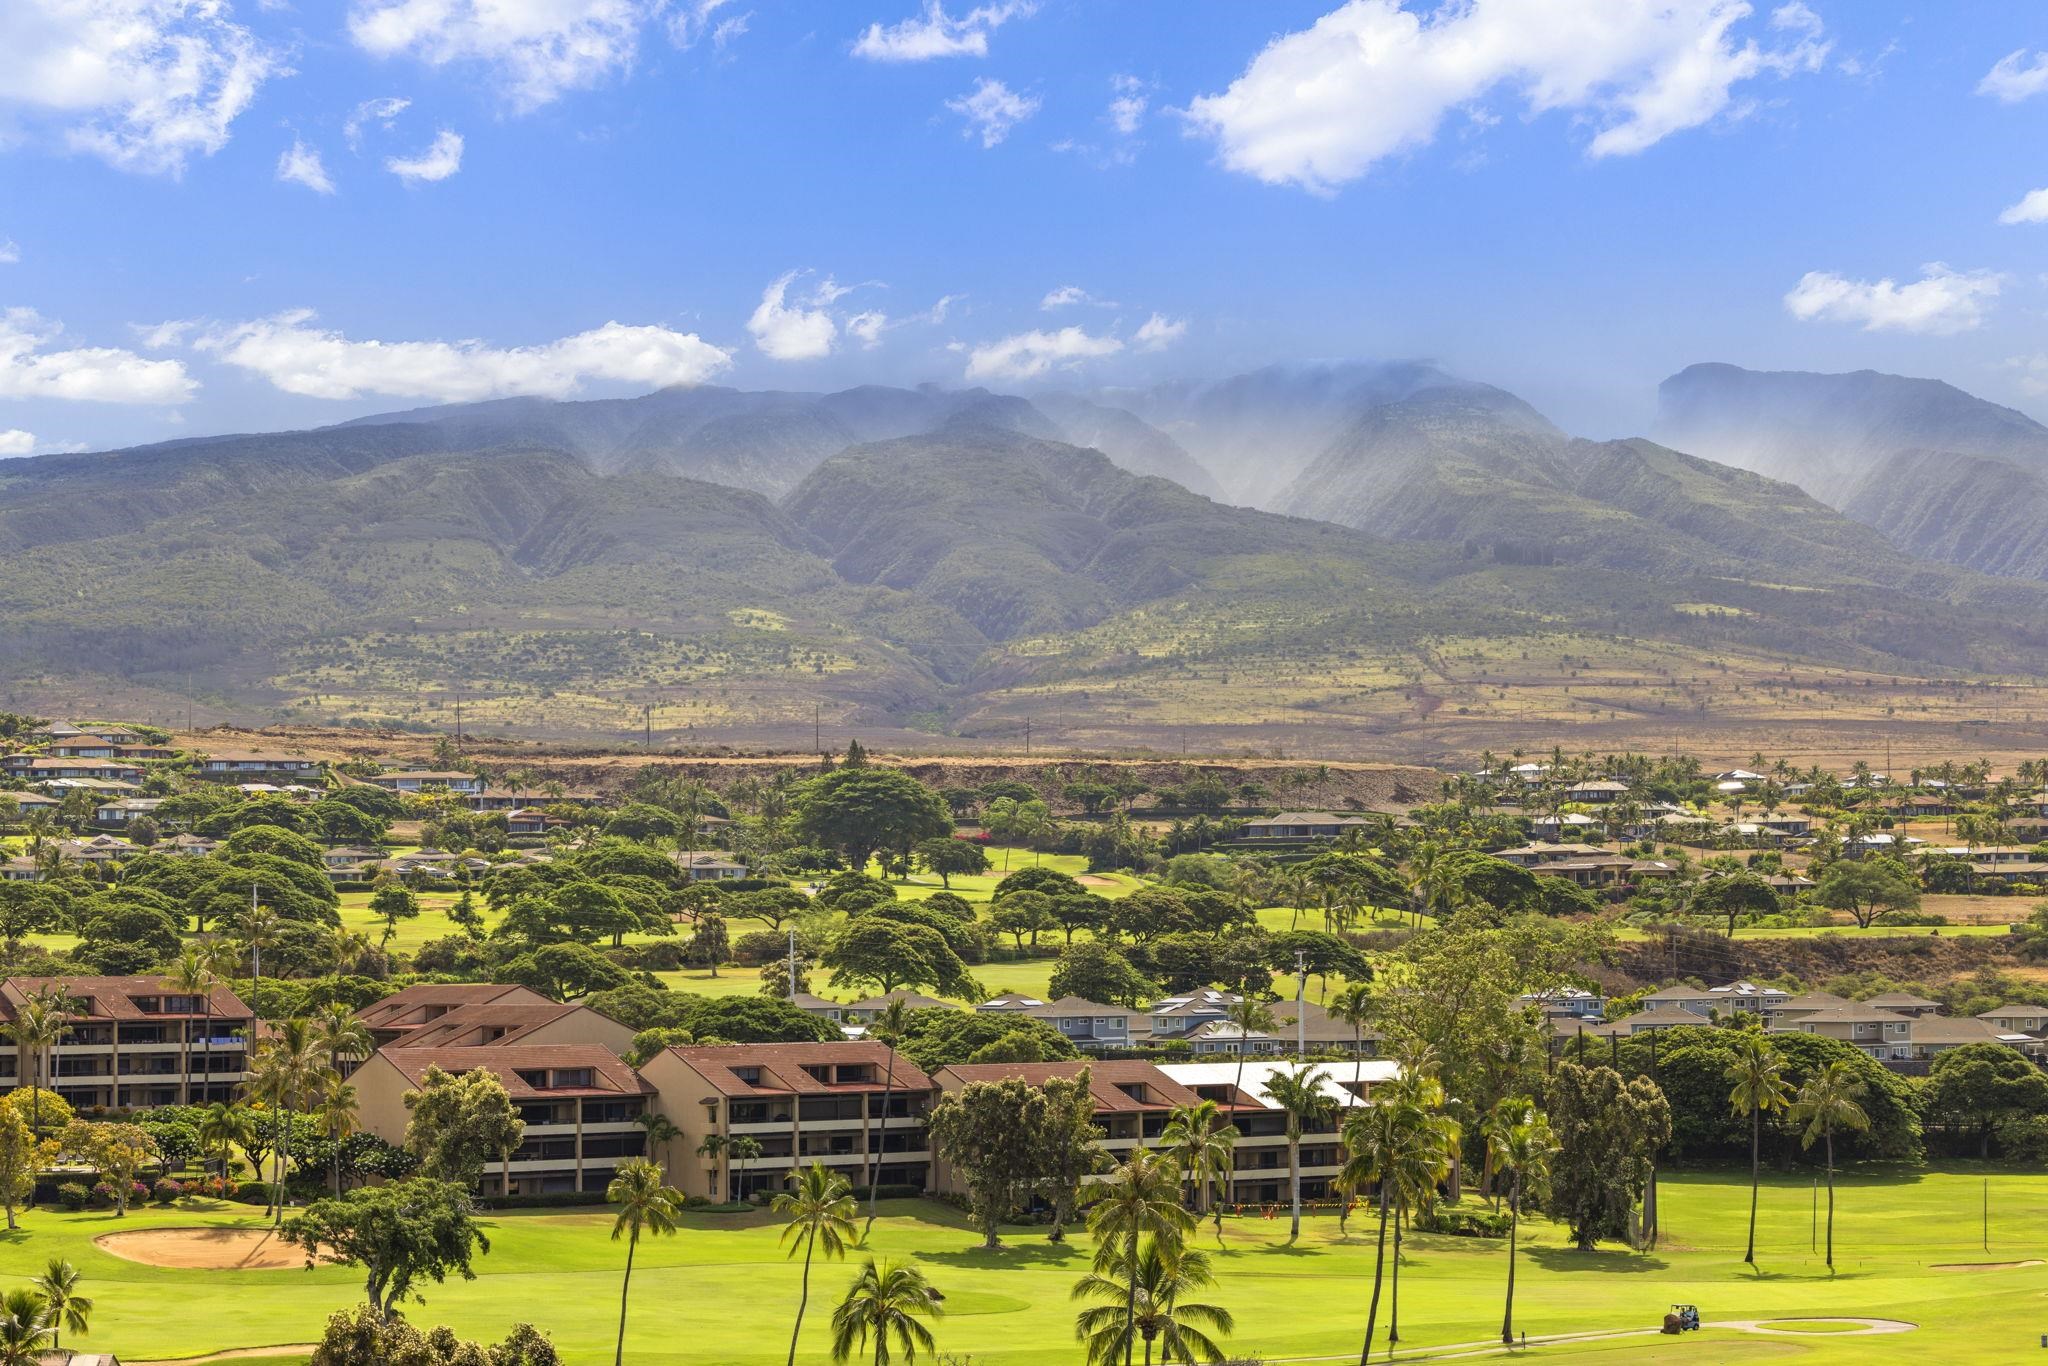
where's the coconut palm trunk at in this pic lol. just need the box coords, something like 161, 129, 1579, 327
1744, 1103, 1760, 1265
1823, 1128, 1835, 1271
864, 1049, 897, 1238
1286, 1131, 1302, 1242
787, 1225, 817, 1366
1500, 1170, 1522, 1345
1358, 1184, 1391, 1366
613, 1226, 638, 1366
1389, 1197, 1404, 1351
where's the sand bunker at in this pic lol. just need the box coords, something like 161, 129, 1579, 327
95, 1227, 314, 1271
1077, 875, 1119, 886
1932, 1259, 2043, 1271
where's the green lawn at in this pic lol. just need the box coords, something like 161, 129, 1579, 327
15, 1165, 2047, 1364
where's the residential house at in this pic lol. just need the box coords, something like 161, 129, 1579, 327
0, 975, 253, 1107
355, 1045, 652, 1196
1862, 992, 1944, 1018
1563, 780, 1630, 804
45, 738, 119, 759
3, 756, 144, 784
1234, 812, 1379, 842
0, 859, 37, 882
1518, 987, 1607, 1020
505, 808, 549, 836
641, 1042, 934, 1200
468, 785, 604, 811
978, 995, 1144, 1051
1979, 1004, 2048, 1035
367, 770, 486, 795
1181, 1021, 1284, 1056
1638, 980, 1789, 1017
93, 797, 163, 827
678, 852, 748, 882
196, 752, 322, 781
1146, 989, 1243, 1041
1268, 997, 1383, 1055
1772, 1002, 1914, 1056
837, 992, 955, 1026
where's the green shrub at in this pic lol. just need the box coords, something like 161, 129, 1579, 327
56, 1183, 90, 1212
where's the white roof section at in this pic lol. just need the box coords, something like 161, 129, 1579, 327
1159, 1060, 1400, 1105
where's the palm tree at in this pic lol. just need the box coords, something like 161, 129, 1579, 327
1072, 1242, 1235, 1366
198, 1099, 256, 1181
311, 1002, 374, 1077
829, 1259, 943, 1365
1159, 1100, 1236, 1225
637, 1111, 682, 1183
1340, 1069, 1457, 1362
864, 997, 912, 1240
0, 1289, 50, 1366
1083, 1149, 1195, 1366
606, 1157, 686, 1366
246, 1017, 327, 1224
166, 945, 213, 1106
236, 903, 284, 995
2, 987, 67, 1136
699, 1132, 764, 1202
775, 1162, 860, 1366
1486, 1103, 1556, 1345
1725, 1032, 1793, 1267
1789, 1061, 1870, 1272
32, 1259, 88, 1353
192, 935, 238, 1105
1261, 1065, 1336, 1242
317, 1080, 360, 1196
1220, 996, 1276, 1220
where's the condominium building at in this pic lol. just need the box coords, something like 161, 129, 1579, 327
0, 975, 254, 1109
354, 1044, 653, 1197
354, 983, 558, 1049
637, 1042, 935, 1201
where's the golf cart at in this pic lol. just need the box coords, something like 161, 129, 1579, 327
1661, 1304, 1701, 1334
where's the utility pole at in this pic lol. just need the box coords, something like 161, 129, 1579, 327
1294, 949, 1307, 1057
645, 703, 653, 751
788, 928, 799, 1000
815, 702, 822, 755
1024, 719, 1031, 756
454, 693, 463, 749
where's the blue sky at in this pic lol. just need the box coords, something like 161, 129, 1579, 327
2, 0, 2046, 457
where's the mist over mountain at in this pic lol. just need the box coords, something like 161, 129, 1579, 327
1093, 361, 1506, 507
1653, 362, 2048, 506
12, 358, 2048, 745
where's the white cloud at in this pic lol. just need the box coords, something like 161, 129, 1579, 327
1132, 313, 1187, 351
1184, 0, 1828, 194
1769, 2, 1822, 37
747, 272, 838, 361
1998, 188, 2048, 226
0, 307, 196, 403
1783, 263, 2003, 335
0, 241, 17, 265
711, 13, 749, 49
344, 95, 410, 149
1040, 285, 1115, 310
1979, 49, 2048, 104
0, 430, 36, 457
964, 325, 1122, 381
2010, 355, 2048, 399
845, 311, 888, 348
347, 0, 653, 111
132, 318, 194, 349
386, 129, 463, 183
276, 137, 335, 193
1107, 73, 1147, 136
946, 77, 1038, 147
198, 310, 731, 401
0, 0, 285, 175
851, 1, 1033, 61
670, 0, 748, 50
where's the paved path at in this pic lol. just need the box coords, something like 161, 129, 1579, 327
1275, 1316, 1917, 1361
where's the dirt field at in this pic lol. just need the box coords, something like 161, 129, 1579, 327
96, 1227, 312, 1270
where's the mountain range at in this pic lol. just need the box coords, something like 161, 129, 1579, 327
5, 358, 2048, 754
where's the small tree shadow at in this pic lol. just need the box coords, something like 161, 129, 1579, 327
922, 1241, 1089, 1269
1524, 1246, 1670, 1274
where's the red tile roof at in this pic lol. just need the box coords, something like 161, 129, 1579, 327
935, 1059, 1196, 1112
0, 975, 251, 1021
667, 1042, 932, 1097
